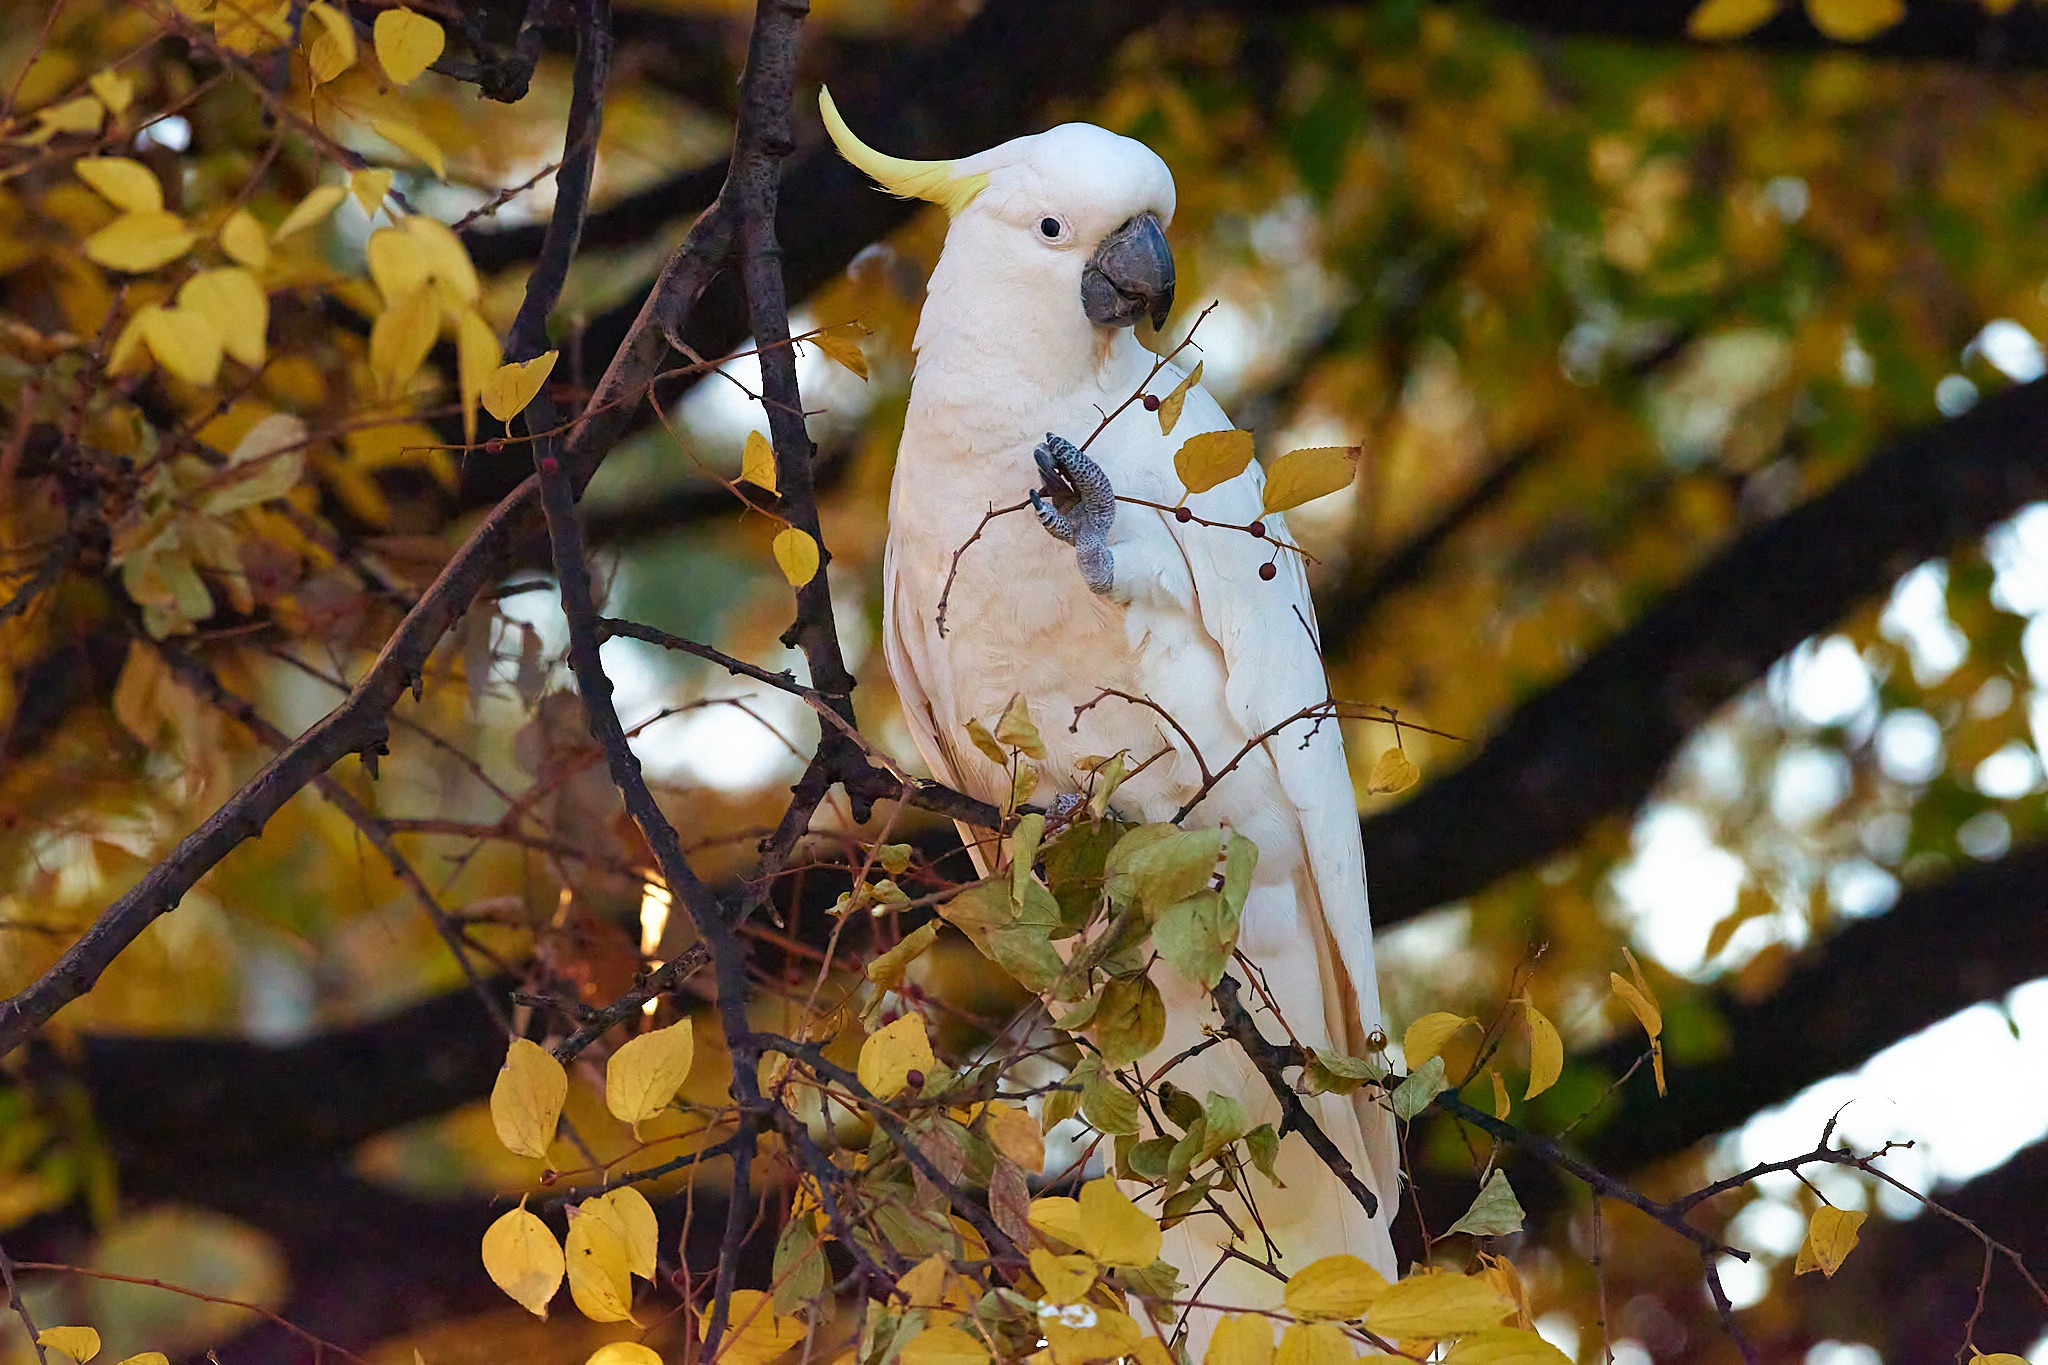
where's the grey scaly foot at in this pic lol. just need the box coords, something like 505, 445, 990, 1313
1028, 433, 1116, 596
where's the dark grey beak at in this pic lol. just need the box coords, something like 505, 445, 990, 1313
1081, 211, 1174, 331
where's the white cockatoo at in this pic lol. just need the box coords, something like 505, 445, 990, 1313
821, 92, 1400, 1345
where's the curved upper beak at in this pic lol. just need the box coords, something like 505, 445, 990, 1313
1082, 211, 1175, 332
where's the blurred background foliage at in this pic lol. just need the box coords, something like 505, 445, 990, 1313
3, 0, 2048, 1360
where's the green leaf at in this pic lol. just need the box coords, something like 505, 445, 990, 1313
1447, 1169, 1526, 1238
987, 922, 1063, 994
1306, 1046, 1386, 1096
1203, 1092, 1249, 1149
1390, 1055, 1448, 1120
1221, 833, 1258, 916
1080, 1071, 1142, 1136
1118, 1257, 1185, 1308
1093, 974, 1166, 1067
1126, 1137, 1177, 1180
1106, 827, 1222, 913
1153, 889, 1236, 989
1010, 812, 1045, 901
772, 1213, 826, 1315
1245, 1124, 1283, 1185
1158, 1084, 1205, 1132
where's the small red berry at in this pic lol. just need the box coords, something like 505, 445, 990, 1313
1142, 394, 1161, 411
1259, 562, 1277, 581
904, 1069, 926, 1091
485, 439, 505, 453
539, 456, 560, 474
1174, 506, 1193, 522
1249, 520, 1267, 538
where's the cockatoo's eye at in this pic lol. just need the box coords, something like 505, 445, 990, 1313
1037, 215, 1069, 243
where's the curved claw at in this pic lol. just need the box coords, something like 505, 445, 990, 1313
1030, 432, 1116, 597
1031, 489, 1077, 544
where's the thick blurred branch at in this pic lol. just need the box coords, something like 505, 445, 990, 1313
1580, 837, 2048, 1175
1360, 378, 2048, 922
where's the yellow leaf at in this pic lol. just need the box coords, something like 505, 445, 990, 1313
33, 96, 103, 136
1365, 1273, 1514, 1339
481, 1205, 564, 1318
1261, 446, 1359, 515
1794, 1206, 1866, 1278
964, 717, 1007, 765
901, 1327, 988, 1365
490, 1036, 568, 1160
1402, 1013, 1475, 1070
996, 693, 1047, 760
1205, 1314, 1275, 1365
742, 429, 778, 492
75, 157, 161, 214
586, 1346, 662, 1365
866, 921, 939, 990
404, 214, 479, 301
986, 1101, 1045, 1173
457, 310, 500, 445
304, 1, 358, 83
605, 1017, 696, 1127
1284, 1253, 1389, 1321
140, 306, 223, 387
1156, 360, 1203, 437
858, 1012, 934, 1099
814, 329, 869, 380
116, 1355, 168, 1365
220, 210, 268, 270
772, 527, 820, 587
1522, 1000, 1562, 1102
1610, 947, 1666, 1096
1687, 0, 1779, 38
1030, 1247, 1099, 1304
1274, 1322, 1352, 1365
484, 351, 559, 421
1614, 947, 1662, 1037
1044, 1306, 1144, 1365
375, 8, 446, 85
216, 0, 291, 53
371, 116, 446, 178
351, 168, 393, 217
712, 1290, 808, 1363
586, 1185, 658, 1281
370, 284, 440, 397
1174, 428, 1255, 497
1442, 1327, 1575, 1363
1805, 0, 1903, 40
85, 212, 195, 273
1490, 1069, 1509, 1120
37, 1329, 100, 1364
1966, 1356, 2031, 1365
1368, 748, 1418, 795
564, 1203, 637, 1323
87, 69, 135, 117
178, 267, 267, 368
366, 226, 432, 306
1027, 1194, 1084, 1249
274, 184, 346, 240
1075, 1176, 1161, 1267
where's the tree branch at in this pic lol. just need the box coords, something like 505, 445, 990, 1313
1360, 377, 2048, 922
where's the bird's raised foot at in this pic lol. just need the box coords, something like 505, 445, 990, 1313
1028, 433, 1115, 596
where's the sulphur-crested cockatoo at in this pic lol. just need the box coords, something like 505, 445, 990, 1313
820, 92, 1399, 1343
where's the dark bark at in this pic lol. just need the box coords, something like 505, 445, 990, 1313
1360, 377, 2048, 923
1579, 838, 2048, 1176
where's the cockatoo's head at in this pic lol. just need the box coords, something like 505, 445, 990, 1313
820, 90, 1177, 334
